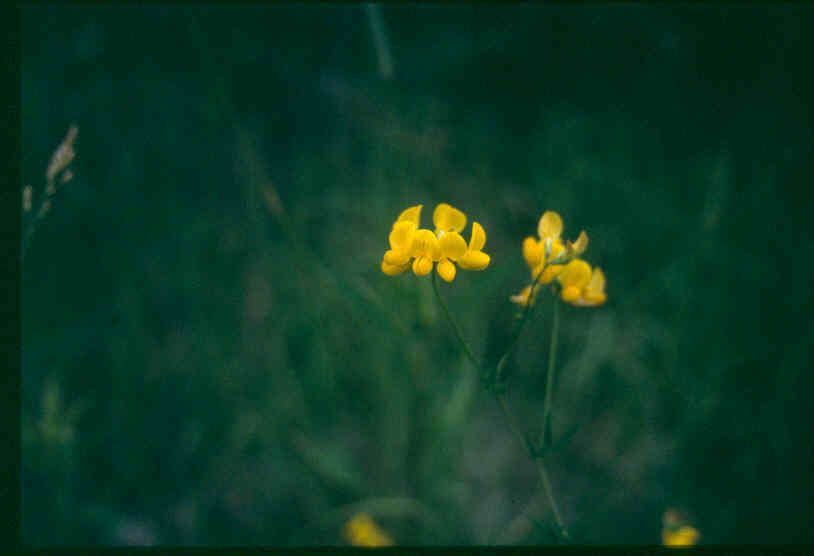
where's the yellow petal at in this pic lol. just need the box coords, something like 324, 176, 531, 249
579, 267, 607, 306
411, 228, 440, 259
396, 204, 422, 225
567, 230, 589, 256
458, 250, 490, 271
389, 220, 416, 250
433, 203, 466, 233
469, 221, 486, 252
538, 211, 563, 240
547, 238, 566, 262
439, 231, 468, 261
384, 248, 411, 266
412, 256, 434, 276
523, 237, 543, 269
557, 259, 592, 290
381, 259, 409, 276
587, 267, 605, 293
437, 258, 457, 282
561, 285, 581, 303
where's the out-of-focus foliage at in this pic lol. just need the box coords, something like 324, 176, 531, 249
22, 5, 814, 545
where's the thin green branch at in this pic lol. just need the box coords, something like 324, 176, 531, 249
537, 286, 568, 539
540, 290, 560, 449
496, 388, 569, 541
495, 262, 549, 384
430, 261, 570, 541
431, 269, 481, 371
536, 459, 569, 540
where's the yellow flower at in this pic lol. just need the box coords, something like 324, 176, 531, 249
521, 211, 588, 281
556, 259, 607, 306
381, 203, 489, 281
525, 211, 565, 266
662, 509, 700, 547
457, 222, 491, 270
344, 512, 394, 547
512, 210, 593, 306
433, 202, 468, 281
382, 205, 422, 275
433, 202, 467, 235
411, 228, 440, 276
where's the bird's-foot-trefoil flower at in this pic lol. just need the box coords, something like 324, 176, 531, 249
556, 259, 607, 307
511, 210, 605, 307
522, 211, 588, 279
381, 203, 490, 281
381, 204, 422, 275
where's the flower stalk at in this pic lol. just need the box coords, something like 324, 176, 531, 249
386, 206, 601, 543
541, 289, 559, 450
431, 264, 569, 541
431, 269, 481, 371
495, 260, 550, 385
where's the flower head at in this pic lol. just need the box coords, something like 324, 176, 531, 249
511, 210, 605, 307
381, 203, 489, 282
522, 211, 587, 274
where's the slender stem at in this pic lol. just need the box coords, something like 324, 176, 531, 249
536, 287, 568, 539
495, 262, 548, 383
536, 459, 568, 539
496, 388, 569, 540
541, 291, 559, 449
430, 263, 569, 541
431, 269, 481, 370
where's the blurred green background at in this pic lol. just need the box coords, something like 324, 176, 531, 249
21, 4, 814, 545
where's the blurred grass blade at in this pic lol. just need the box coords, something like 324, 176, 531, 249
290, 432, 363, 497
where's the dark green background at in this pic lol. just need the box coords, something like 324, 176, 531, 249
22, 4, 814, 545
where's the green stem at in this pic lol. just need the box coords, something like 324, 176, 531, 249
541, 290, 559, 449
431, 269, 481, 371
495, 393, 529, 455
536, 458, 568, 540
494, 262, 549, 383
431, 263, 569, 541
537, 287, 568, 539
496, 388, 569, 540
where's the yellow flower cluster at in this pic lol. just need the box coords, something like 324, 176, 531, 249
381, 203, 490, 282
510, 210, 606, 307
343, 512, 394, 547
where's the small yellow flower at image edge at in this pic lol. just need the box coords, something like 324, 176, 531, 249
662, 508, 700, 547
381, 203, 490, 282
343, 512, 394, 547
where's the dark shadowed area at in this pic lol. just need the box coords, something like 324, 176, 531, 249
22, 4, 814, 545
